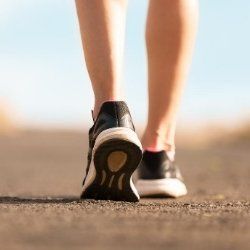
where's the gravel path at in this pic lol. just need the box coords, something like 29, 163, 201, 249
0, 130, 249, 249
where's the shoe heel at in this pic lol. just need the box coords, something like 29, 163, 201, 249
82, 127, 142, 202
93, 138, 142, 202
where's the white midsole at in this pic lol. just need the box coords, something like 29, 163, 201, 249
82, 127, 142, 199
136, 178, 187, 198
93, 127, 142, 152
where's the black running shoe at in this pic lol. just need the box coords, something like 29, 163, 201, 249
81, 101, 142, 202
136, 150, 187, 198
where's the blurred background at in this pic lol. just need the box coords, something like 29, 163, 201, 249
1, 0, 250, 129
0, 0, 249, 198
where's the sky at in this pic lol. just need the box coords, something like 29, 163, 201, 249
0, 0, 250, 129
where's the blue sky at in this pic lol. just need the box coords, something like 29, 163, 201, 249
0, 0, 250, 128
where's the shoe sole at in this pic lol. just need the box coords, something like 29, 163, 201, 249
136, 178, 187, 198
81, 128, 142, 202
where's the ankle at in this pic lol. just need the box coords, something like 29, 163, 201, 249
142, 131, 175, 152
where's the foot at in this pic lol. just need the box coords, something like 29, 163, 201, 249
81, 101, 142, 202
136, 150, 187, 198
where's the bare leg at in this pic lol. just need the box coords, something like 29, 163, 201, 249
142, 0, 198, 152
75, 0, 127, 119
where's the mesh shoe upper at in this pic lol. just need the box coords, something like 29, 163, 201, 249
89, 101, 135, 148
137, 150, 184, 181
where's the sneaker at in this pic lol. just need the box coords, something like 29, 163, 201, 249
136, 150, 187, 198
81, 101, 142, 202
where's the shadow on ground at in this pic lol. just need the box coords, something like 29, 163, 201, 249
0, 196, 79, 204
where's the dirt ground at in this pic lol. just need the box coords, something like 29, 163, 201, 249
0, 130, 249, 250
